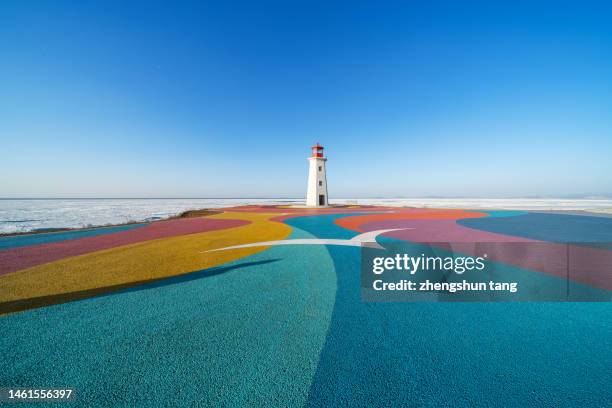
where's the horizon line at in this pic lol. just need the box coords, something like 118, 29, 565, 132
1, 196, 612, 200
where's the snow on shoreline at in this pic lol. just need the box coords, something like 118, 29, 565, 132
333, 198, 612, 211
1, 198, 611, 234
0, 199, 293, 234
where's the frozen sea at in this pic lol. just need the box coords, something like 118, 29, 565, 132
1, 198, 612, 234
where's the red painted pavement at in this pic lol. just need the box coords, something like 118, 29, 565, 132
0, 217, 249, 276
361, 218, 612, 291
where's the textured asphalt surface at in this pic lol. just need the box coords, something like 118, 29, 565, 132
0, 213, 610, 407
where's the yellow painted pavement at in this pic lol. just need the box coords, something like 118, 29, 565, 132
0, 212, 291, 313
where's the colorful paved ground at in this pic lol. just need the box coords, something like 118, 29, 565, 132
0, 205, 610, 406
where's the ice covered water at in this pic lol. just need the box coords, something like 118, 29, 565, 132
1, 198, 611, 234
0, 198, 299, 234
332, 198, 612, 211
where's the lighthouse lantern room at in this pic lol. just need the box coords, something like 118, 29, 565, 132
306, 143, 328, 207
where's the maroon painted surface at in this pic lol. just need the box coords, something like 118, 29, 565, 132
0, 217, 249, 276
362, 218, 612, 291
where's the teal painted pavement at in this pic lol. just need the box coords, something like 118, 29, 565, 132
0, 223, 145, 250
282, 215, 611, 407
0, 225, 337, 407
0, 213, 610, 407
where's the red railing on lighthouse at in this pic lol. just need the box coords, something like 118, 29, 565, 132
311, 143, 324, 158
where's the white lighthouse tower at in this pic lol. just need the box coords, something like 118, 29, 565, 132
306, 143, 328, 207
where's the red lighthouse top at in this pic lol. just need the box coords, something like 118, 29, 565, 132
311, 143, 324, 158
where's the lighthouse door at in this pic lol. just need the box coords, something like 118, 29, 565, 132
319, 195, 325, 206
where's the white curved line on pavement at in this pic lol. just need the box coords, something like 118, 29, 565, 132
203, 228, 412, 252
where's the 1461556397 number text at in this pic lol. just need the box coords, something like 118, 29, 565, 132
0, 388, 75, 402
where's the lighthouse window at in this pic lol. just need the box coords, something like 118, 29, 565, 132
319, 181, 322, 186
318, 166, 322, 171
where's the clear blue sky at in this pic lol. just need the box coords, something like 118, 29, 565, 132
1, 1, 611, 198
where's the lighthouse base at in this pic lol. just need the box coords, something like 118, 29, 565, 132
287, 203, 340, 209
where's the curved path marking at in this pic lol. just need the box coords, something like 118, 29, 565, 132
362, 218, 530, 243
359, 217, 612, 291
288, 213, 611, 407
458, 212, 612, 244
206, 228, 410, 252
0, 217, 249, 276
0, 209, 610, 406
0, 223, 146, 250
335, 209, 488, 232
0, 212, 290, 314
0, 222, 338, 407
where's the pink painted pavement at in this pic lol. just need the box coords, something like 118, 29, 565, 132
0, 217, 249, 276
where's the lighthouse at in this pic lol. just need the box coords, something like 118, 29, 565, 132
306, 143, 328, 207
